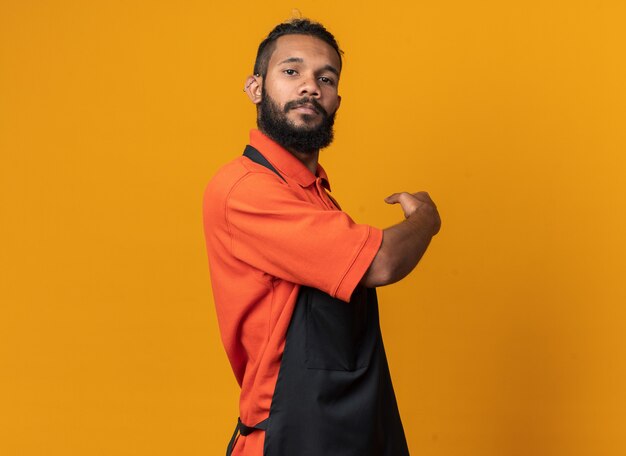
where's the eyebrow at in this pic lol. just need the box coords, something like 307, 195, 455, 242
277, 57, 340, 77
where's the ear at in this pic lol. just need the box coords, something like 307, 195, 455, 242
244, 74, 262, 104
336, 94, 342, 111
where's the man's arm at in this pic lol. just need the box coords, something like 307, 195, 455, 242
361, 191, 441, 288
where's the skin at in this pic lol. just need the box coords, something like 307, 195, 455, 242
364, 191, 441, 287
244, 34, 441, 287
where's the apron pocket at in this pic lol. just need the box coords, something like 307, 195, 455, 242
304, 287, 370, 371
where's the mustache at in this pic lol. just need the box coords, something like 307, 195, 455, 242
284, 98, 328, 117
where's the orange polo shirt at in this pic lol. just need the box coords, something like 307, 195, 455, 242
202, 130, 383, 456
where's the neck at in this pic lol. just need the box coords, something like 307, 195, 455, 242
288, 148, 319, 175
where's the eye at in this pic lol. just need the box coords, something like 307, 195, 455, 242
319, 76, 335, 86
283, 69, 298, 76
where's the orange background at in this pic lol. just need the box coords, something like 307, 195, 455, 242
1, 1, 625, 455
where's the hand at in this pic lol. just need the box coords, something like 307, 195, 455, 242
384, 191, 441, 235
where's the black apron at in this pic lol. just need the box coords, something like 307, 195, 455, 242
226, 146, 410, 456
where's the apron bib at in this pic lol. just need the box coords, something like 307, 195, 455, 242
226, 147, 410, 456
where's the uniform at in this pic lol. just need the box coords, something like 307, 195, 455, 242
203, 129, 409, 455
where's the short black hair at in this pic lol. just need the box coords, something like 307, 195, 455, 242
253, 18, 343, 77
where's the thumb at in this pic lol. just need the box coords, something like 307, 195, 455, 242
384, 193, 401, 204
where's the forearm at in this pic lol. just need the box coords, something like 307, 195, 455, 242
361, 191, 441, 288
361, 214, 434, 287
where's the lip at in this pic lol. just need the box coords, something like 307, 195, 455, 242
292, 104, 319, 114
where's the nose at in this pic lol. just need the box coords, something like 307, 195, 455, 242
298, 74, 321, 98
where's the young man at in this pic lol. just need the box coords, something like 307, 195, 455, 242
203, 18, 441, 456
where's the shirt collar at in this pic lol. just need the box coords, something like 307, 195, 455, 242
249, 129, 331, 190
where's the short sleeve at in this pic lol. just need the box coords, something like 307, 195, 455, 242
225, 172, 382, 302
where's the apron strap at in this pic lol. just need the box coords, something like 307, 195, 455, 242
243, 145, 287, 183
226, 417, 269, 456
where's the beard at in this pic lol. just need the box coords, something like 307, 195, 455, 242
257, 89, 336, 154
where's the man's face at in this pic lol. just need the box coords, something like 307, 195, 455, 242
253, 34, 342, 153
